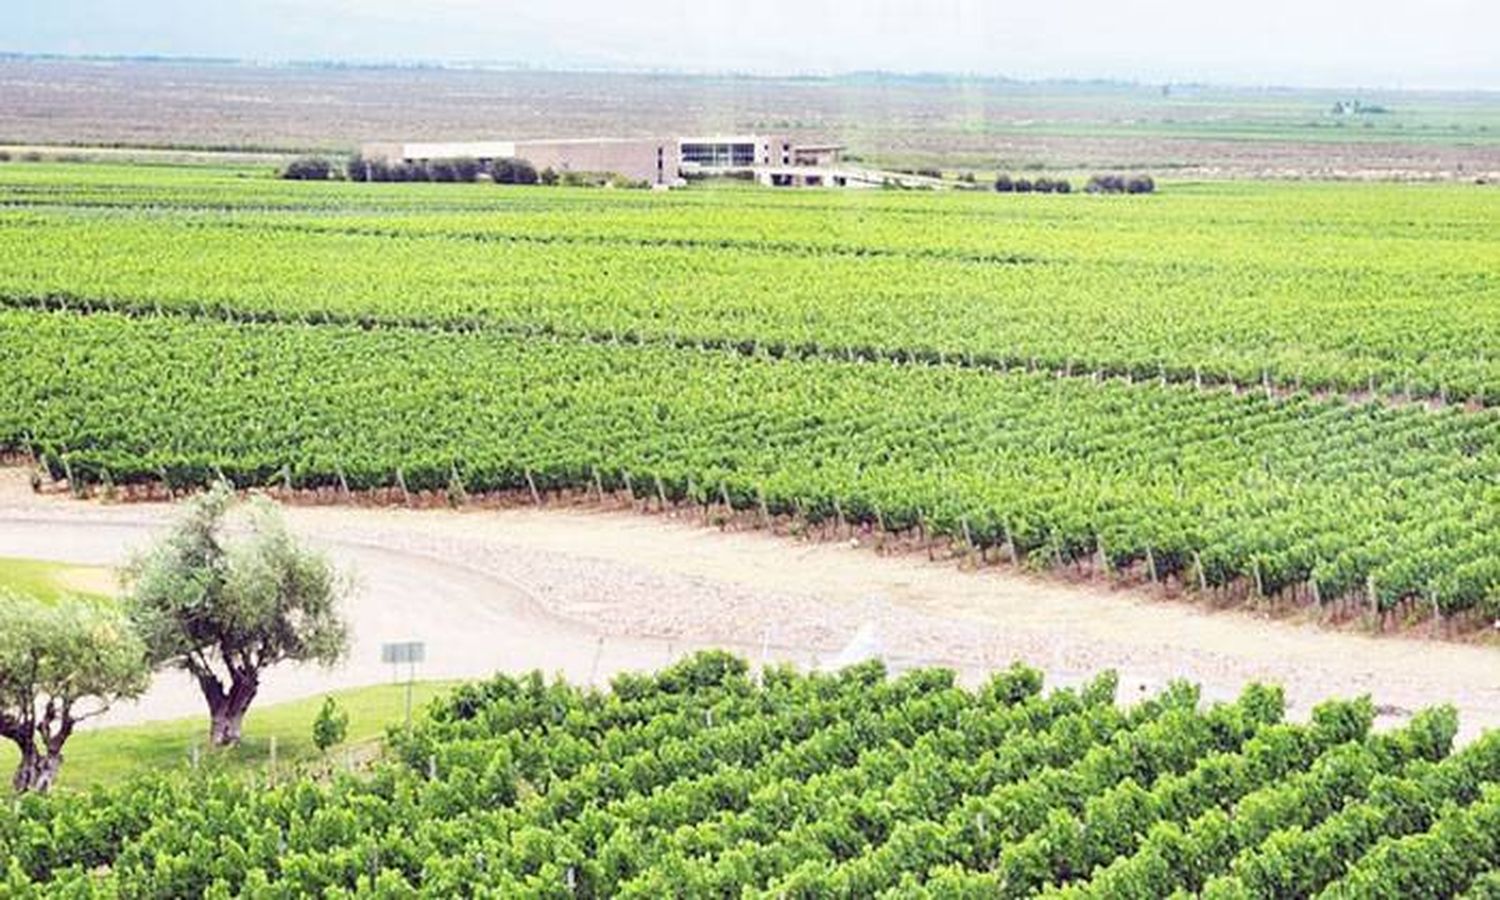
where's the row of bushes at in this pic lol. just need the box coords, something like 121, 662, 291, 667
284, 155, 541, 184
1086, 173, 1156, 194
344, 155, 542, 184
283, 155, 649, 188
993, 173, 1157, 195
994, 174, 1074, 194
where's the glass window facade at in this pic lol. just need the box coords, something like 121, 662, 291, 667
681, 142, 757, 167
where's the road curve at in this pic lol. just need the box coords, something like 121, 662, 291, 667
2, 472, 1498, 743
0, 514, 679, 728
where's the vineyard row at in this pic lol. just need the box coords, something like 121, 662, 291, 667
4, 308, 1499, 619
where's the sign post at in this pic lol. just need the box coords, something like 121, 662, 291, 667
381, 641, 426, 729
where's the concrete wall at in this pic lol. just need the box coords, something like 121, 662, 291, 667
359, 138, 679, 185
398, 141, 518, 161
514, 138, 678, 185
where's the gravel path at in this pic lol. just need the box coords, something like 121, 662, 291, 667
2, 470, 1497, 741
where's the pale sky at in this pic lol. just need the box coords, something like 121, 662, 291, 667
9, 0, 1500, 90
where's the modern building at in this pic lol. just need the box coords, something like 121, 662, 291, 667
356, 134, 945, 190
360, 137, 679, 186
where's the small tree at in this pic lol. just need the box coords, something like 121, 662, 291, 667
492, 157, 539, 185
450, 157, 482, 183
0, 592, 150, 792
427, 159, 460, 183
125, 484, 350, 746
312, 697, 349, 752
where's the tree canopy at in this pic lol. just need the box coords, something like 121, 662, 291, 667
0, 591, 149, 792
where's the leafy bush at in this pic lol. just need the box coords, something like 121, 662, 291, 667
491, 157, 539, 185
4, 655, 1488, 894
1087, 173, 1156, 194
312, 697, 349, 752
280, 157, 336, 181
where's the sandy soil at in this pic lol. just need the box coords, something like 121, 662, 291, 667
1, 469, 1496, 741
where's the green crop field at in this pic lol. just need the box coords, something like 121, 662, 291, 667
4, 158, 1500, 892
2, 163, 1499, 623
5, 653, 1500, 896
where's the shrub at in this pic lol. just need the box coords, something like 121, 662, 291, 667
0, 151, 10, 162
281, 157, 335, 181
539, 166, 559, 186
313, 697, 349, 752
994, 174, 1014, 193
393, 162, 427, 182
1085, 173, 1154, 195
346, 156, 396, 183
451, 157, 482, 183
1014, 178, 1033, 193
492, 157, 539, 185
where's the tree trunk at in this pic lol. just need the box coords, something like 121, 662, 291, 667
210, 707, 247, 747
203, 672, 259, 747
11, 746, 62, 794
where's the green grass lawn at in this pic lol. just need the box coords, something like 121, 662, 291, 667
0, 681, 458, 791
0, 556, 115, 602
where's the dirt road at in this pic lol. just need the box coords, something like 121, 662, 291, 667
1, 470, 1496, 740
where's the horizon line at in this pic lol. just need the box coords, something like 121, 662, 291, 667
2, 50, 1497, 97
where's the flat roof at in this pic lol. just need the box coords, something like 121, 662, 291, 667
678, 135, 776, 145
514, 137, 668, 146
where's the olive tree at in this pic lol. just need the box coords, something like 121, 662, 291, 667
0, 592, 150, 792
125, 484, 351, 746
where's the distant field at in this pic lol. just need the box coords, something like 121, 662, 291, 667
1, 59, 1498, 177
2, 163, 1498, 622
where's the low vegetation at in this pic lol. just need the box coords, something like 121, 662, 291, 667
994, 173, 1074, 193
0, 681, 455, 790
342, 154, 540, 184
1086, 173, 1157, 194
3, 652, 1497, 894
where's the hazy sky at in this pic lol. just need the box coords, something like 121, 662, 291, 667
10, 0, 1500, 90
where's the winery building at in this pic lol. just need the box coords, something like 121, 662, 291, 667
358, 134, 888, 188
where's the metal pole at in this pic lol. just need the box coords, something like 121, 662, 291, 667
405, 669, 414, 731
